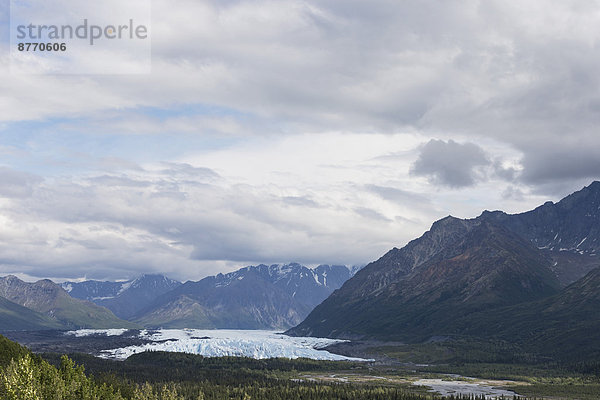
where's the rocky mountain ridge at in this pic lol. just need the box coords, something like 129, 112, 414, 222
287, 181, 600, 355
134, 263, 356, 329
63, 274, 181, 319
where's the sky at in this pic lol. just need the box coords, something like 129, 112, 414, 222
0, 0, 599, 282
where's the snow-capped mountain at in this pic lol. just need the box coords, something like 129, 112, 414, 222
63, 274, 181, 319
133, 264, 354, 329
61, 280, 124, 301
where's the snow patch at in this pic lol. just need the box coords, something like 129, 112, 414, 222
313, 273, 321, 285
117, 280, 134, 295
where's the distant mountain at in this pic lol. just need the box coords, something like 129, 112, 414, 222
0, 295, 64, 330
134, 264, 353, 329
63, 274, 181, 319
287, 182, 600, 354
348, 264, 365, 277
0, 276, 136, 329
61, 280, 124, 301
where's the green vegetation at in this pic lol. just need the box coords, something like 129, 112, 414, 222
420, 360, 600, 400
508, 383, 600, 400
0, 336, 180, 399
0, 297, 63, 330
0, 277, 138, 330
343, 338, 600, 399
3, 333, 600, 399
1, 334, 520, 400
46, 293, 140, 329
370, 337, 547, 365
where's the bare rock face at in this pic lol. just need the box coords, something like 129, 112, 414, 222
480, 181, 600, 285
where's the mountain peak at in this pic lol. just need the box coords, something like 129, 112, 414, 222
133, 273, 175, 283
134, 262, 353, 329
64, 274, 181, 320
587, 180, 600, 189
580, 180, 600, 196
557, 181, 600, 210
433, 214, 458, 224
288, 182, 600, 341
479, 209, 506, 218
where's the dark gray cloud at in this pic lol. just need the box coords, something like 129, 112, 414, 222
492, 159, 518, 181
410, 139, 490, 188
519, 144, 600, 186
3, 0, 599, 194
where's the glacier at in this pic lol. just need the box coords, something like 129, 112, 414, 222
66, 328, 130, 337
65, 329, 371, 362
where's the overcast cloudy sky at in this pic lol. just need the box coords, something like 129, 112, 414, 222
1, 0, 599, 282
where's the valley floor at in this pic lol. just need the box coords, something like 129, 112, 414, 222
42, 350, 600, 400
2, 330, 599, 399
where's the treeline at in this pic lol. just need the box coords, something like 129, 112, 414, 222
42, 351, 362, 387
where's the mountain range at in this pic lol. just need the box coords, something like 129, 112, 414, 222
133, 264, 353, 329
0, 263, 359, 331
1, 181, 599, 363
287, 181, 600, 360
62, 274, 182, 319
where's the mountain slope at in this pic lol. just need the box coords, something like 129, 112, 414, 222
288, 182, 600, 345
288, 220, 561, 340
64, 274, 181, 319
481, 181, 600, 285
0, 276, 136, 329
0, 295, 64, 330
135, 264, 352, 329
454, 266, 600, 361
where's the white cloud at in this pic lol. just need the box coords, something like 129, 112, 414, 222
0, 133, 552, 281
0, 0, 599, 280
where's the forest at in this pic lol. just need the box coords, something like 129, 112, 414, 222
0, 334, 531, 400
